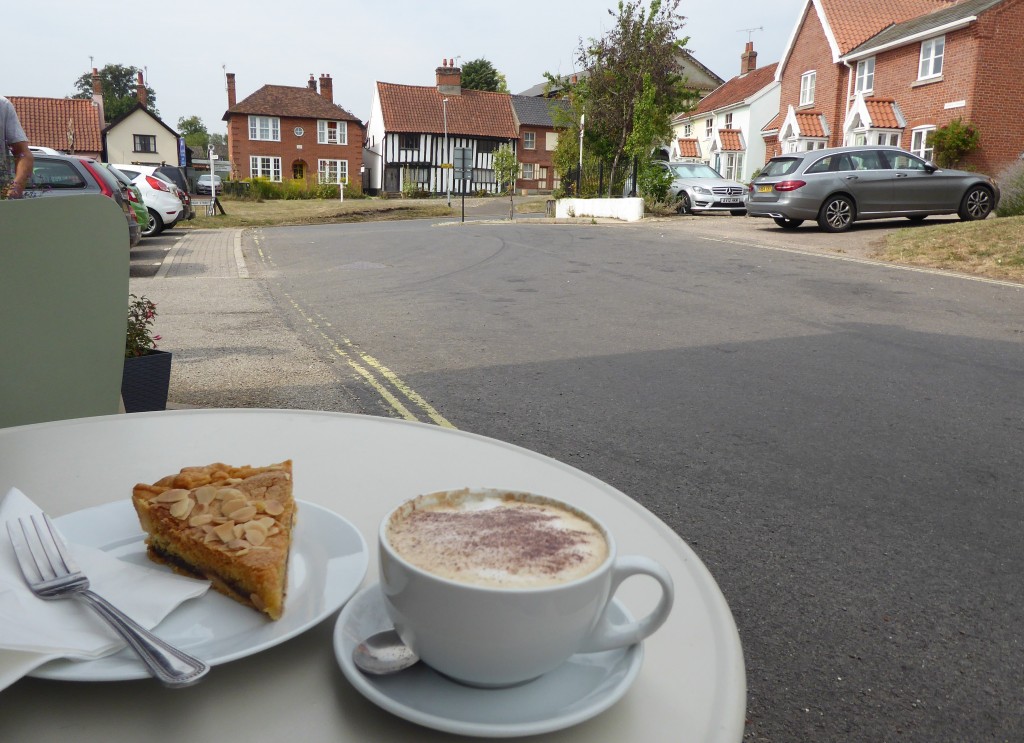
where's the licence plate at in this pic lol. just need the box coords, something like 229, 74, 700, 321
720, 197, 740, 204
757, 185, 773, 193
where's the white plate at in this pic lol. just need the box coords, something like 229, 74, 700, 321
334, 583, 643, 738
31, 500, 368, 682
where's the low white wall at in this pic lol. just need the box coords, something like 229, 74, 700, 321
556, 197, 645, 222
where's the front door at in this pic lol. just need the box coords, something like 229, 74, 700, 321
384, 166, 401, 193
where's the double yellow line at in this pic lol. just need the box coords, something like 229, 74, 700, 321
252, 232, 455, 428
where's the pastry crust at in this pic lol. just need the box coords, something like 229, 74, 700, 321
132, 461, 295, 620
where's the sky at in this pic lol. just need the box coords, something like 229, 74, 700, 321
2, 0, 807, 137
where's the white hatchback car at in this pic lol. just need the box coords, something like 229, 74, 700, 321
110, 163, 184, 236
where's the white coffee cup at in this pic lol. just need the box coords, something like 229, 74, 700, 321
378, 488, 675, 687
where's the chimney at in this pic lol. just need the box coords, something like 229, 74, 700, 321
307, 74, 317, 91
741, 41, 758, 74
226, 72, 237, 108
136, 71, 148, 107
436, 58, 462, 96
319, 73, 333, 103
91, 68, 105, 124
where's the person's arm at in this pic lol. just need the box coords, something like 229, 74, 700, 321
8, 141, 33, 198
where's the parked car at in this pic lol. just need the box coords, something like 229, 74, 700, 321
196, 173, 222, 195
101, 163, 151, 234
746, 146, 1000, 233
110, 163, 184, 236
24, 153, 141, 246
653, 161, 747, 215
153, 165, 195, 220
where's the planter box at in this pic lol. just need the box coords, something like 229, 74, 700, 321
121, 350, 172, 413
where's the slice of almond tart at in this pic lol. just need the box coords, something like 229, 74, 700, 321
131, 460, 296, 620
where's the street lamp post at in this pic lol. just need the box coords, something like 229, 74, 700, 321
443, 97, 450, 207
578, 114, 585, 196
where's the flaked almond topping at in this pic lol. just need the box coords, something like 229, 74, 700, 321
155, 488, 191, 503
213, 521, 237, 543
232, 523, 246, 539
244, 528, 266, 546
194, 485, 217, 505
228, 505, 257, 523
226, 538, 250, 550
170, 498, 195, 520
189, 513, 214, 527
217, 487, 245, 501
220, 497, 248, 515
255, 516, 275, 531
263, 500, 285, 516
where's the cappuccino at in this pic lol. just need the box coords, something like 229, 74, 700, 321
386, 490, 608, 588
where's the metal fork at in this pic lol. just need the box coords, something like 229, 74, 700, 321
6, 512, 209, 687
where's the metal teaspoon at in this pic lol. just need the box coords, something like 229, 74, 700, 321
352, 629, 420, 675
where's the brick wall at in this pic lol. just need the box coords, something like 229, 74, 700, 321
516, 125, 558, 192
778, 8, 844, 141
227, 114, 364, 187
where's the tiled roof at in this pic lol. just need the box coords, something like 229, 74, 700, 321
510, 95, 570, 128
820, 0, 950, 55
846, 0, 1005, 56
718, 129, 744, 151
377, 82, 518, 139
8, 96, 104, 153
677, 138, 701, 158
226, 85, 360, 122
762, 112, 783, 133
863, 98, 902, 128
796, 111, 828, 137
689, 63, 779, 116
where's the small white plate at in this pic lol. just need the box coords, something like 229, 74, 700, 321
334, 583, 644, 738
32, 499, 368, 682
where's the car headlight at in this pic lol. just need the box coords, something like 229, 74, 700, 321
692, 185, 711, 195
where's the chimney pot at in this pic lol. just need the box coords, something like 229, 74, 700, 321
436, 59, 462, 95
319, 73, 334, 104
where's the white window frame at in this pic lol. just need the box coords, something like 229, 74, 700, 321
545, 132, 558, 150
800, 71, 816, 106
521, 162, 535, 180
705, 118, 713, 138
911, 126, 935, 161
919, 37, 944, 80
683, 123, 691, 137
250, 155, 282, 181
318, 158, 348, 184
724, 112, 733, 129
855, 58, 875, 94
317, 120, 348, 145
722, 152, 744, 180
248, 115, 280, 142
523, 131, 536, 150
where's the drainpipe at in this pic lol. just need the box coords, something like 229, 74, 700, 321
842, 60, 854, 146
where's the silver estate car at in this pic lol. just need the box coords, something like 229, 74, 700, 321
746, 146, 999, 232
653, 161, 748, 215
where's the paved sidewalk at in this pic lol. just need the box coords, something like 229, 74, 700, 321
130, 228, 359, 412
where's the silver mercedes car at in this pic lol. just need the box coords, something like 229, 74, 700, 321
746, 146, 999, 232
653, 161, 748, 216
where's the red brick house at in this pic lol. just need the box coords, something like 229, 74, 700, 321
510, 95, 570, 193
764, 0, 1024, 176
223, 73, 364, 188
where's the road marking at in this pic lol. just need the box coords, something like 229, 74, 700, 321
250, 230, 455, 428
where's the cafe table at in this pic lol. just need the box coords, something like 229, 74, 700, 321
0, 409, 745, 742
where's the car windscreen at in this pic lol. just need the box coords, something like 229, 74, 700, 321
668, 163, 723, 179
104, 164, 134, 186
28, 159, 88, 190
760, 158, 802, 177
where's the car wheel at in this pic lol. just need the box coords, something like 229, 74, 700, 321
958, 186, 993, 221
677, 193, 692, 215
142, 209, 164, 237
817, 195, 855, 232
730, 210, 746, 217
772, 217, 804, 229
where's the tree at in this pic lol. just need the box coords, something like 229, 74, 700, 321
178, 115, 210, 151
72, 64, 157, 123
493, 143, 519, 220
551, 0, 697, 196
461, 58, 504, 92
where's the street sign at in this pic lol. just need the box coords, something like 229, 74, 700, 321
178, 137, 187, 167
454, 148, 473, 180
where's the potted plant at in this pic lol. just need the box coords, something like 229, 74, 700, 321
121, 293, 172, 412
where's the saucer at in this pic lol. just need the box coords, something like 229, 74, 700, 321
333, 583, 644, 738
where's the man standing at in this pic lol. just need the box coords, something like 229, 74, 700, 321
1, 96, 33, 198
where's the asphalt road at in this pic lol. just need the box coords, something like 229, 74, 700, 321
128, 212, 1022, 740
238, 217, 1022, 742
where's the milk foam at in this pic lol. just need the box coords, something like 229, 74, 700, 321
387, 491, 609, 588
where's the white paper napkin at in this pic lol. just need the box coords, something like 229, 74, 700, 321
0, 487, 210, 690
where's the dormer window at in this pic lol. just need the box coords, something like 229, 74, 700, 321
919, 37, 944, 80
800, 71, 816, 106
318, 120, 347, 145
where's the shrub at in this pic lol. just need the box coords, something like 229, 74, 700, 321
636, 161, 674, 206
996, 158, 1024, 217
231, 178, 364, 201
930, 119, 980, 168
